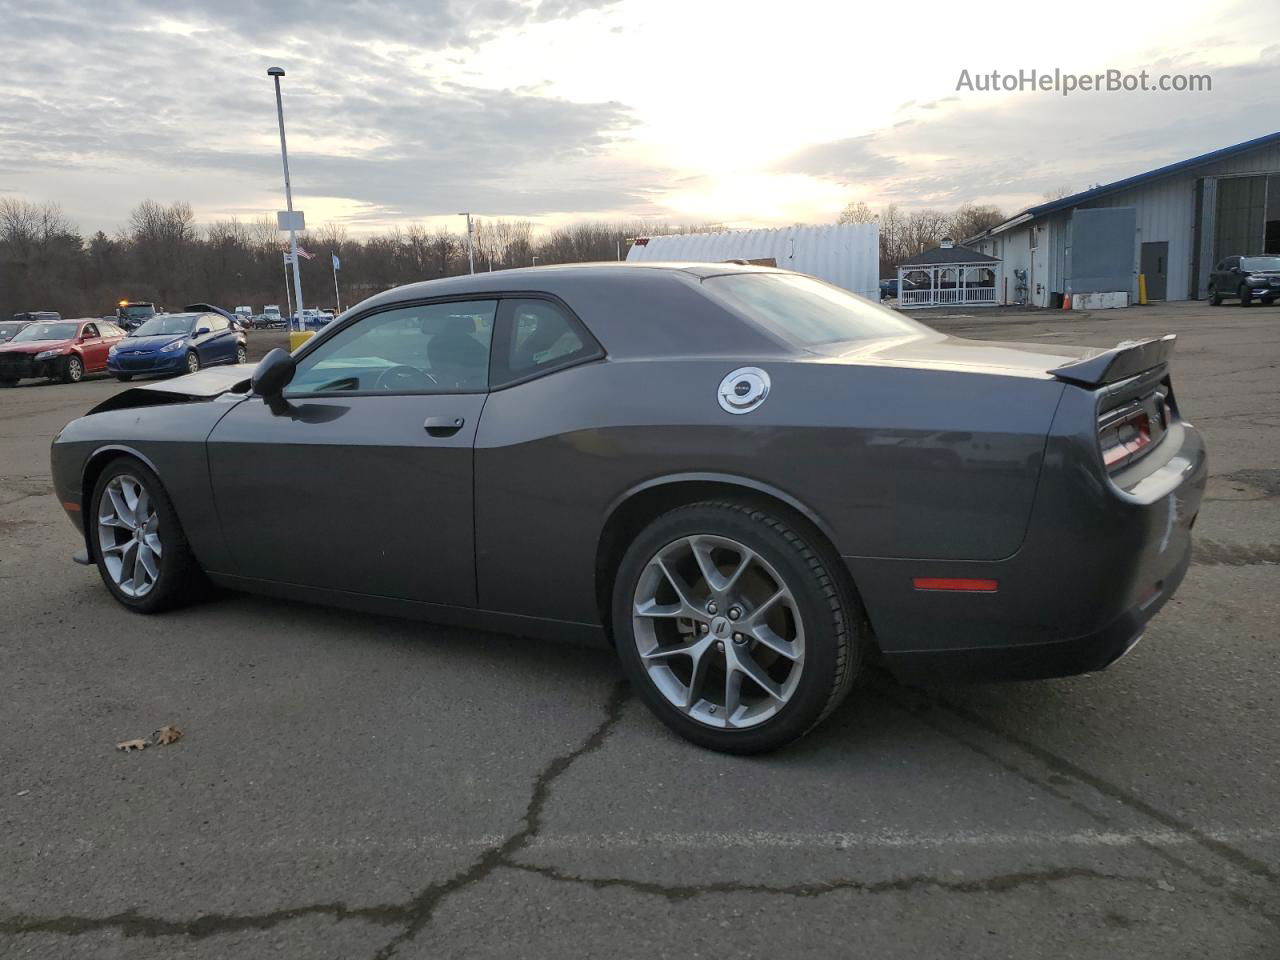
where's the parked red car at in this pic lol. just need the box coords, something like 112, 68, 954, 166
0, 318, 127, 386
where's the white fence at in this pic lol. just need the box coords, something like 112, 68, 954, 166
900, 286, 997, 307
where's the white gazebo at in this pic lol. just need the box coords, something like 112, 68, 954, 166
897, 238, 1000, 308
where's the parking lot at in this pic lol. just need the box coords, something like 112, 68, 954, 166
1, 302, 1277, 958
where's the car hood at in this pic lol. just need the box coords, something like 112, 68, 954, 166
87, 364, 257, 415
0, 338, 74, 355
823, 332, 1098, 380
117, 335, 188, 352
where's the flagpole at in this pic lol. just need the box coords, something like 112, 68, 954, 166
331, 254, 342, 314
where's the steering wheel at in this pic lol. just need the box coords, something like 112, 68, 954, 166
374, 365, 437, 391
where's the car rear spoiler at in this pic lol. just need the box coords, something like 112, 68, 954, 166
1048, 334, 1176, 388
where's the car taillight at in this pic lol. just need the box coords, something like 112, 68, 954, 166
1098, 403, 1153, 471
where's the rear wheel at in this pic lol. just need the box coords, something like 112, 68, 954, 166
185, 351, 201, 374
88, 458, 201, 613
61, 355, 84, 383
613, 501, 862, 754
1208, 285, 1222, 306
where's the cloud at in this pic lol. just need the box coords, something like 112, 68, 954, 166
0, 0, 662, 226
772, 47, 1280, 213
773, 135, 902, 182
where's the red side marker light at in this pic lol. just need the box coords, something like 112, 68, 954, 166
913, 577, 998, 593
61, 501, 81, 512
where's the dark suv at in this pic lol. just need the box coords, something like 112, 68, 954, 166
1209, 255, 1280, 306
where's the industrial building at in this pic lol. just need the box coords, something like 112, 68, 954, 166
965, 131, 1280, 306
625, 223, 880, 301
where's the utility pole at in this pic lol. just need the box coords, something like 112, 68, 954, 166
268, 66, 305, 330
459, 212, 475, 275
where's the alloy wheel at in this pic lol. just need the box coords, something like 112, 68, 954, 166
187, 352, 201, 374
236, 346, 247, 364
631, 534, 805, 729
97, 474, 162, 598
67, 357, 83, 381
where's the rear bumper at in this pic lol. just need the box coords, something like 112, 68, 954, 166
878, 539, 1190, 682
847, 412, 1207, 683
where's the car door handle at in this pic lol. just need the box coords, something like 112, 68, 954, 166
424, 416, 465, 437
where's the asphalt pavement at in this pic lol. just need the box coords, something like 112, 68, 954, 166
1, 304, 1277, 958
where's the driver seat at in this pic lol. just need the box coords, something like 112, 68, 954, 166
427, 317, 487, 387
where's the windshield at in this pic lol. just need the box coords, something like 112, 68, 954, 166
12, 322, 79, 342
702, 273, 927, 349
121, 305, 155, 321
133, 316, 194, 337
0, 322, 26, 337
1242, 257, 1280, 272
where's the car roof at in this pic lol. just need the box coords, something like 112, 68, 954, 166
355, 262, 796, 361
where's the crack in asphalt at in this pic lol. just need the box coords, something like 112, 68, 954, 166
506, 860, 1166, 900
0, 681, 631, 950
878, 684, 1280, 926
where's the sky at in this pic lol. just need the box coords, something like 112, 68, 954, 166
0, 0, 1276, 236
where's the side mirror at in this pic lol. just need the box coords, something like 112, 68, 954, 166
195, 326, 211, 336
252, 348, 296, 399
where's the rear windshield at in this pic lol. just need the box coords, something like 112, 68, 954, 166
1241, 257, 1280, 272
12, 322, 78, 342
702, 273, 926, 349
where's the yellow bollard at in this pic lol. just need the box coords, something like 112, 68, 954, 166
289, 330, 315, 351
1138, 274, 1148, 305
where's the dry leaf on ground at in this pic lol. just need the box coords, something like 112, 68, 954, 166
153, 725, 183, 746
116, 739, 148, 752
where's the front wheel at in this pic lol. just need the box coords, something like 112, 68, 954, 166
1239, 284, 1253, 307
61, 355, 84, 383
88, 458, 202, 613
613, 501, 862, 754
185, 351, 201, 374
235, 344, 248, 365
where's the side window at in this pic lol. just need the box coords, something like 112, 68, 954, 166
207, 315, 228, 331
101, 322, 123, 337
492, 299, 600, 387
82, 323, 99, 338
288, 300, 497, 396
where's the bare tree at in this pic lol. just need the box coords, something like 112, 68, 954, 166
837, 201, 876, 225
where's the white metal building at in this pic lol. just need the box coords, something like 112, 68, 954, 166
966, 131, 1280, 307
626, 224, 880, 301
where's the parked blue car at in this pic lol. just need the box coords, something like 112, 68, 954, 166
108, 312, 247, 381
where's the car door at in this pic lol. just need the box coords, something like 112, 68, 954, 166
77, 322, 108, 371
207, 298, 497, 606
1217, 256, 1240, 295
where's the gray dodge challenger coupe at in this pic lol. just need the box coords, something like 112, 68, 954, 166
51, 263, 1206, 753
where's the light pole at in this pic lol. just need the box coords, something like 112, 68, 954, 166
459, 212, 475, 274
269, 66, 305, 330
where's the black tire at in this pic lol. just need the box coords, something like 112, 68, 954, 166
185, 351, 201, 374
88, 457, 203, 614
1208, 286, 1222, 306
612, 500, 862, 754
235, 344, 248, 365
1239, 284, 1253, 307
115, 374, 133, 382
61, 355, 84, 383
0, 379, 16, 388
